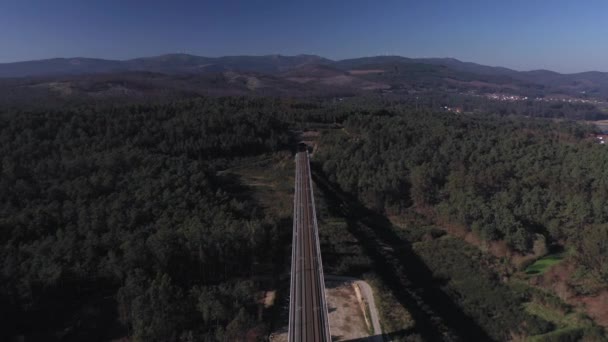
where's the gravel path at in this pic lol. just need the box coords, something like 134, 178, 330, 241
325, 275, 383, 341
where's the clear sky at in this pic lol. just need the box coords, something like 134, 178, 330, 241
1, 0, 607, 73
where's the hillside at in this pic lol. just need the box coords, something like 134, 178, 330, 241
0, 54, 330, 78
2, 54, 608, 99
2, 97, 607, 341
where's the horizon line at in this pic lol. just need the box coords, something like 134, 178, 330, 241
0, 52, 606, 75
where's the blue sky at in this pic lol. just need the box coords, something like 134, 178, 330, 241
1, 0, 607, 72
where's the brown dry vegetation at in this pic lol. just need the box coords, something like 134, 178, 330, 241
445, 78, 519, 90
432, 214, 539, 268
437, 217, 608, 331
395, 210, 608, 333
579, 291, 608, 328
348, 69, 385, 75
531, 261, 608, 329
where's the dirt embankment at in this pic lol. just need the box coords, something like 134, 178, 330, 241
269, 276, 382, 342
325, 275, 382, 340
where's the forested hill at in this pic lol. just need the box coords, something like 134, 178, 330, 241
0, 98, 295, 341
3, 54, 608, 107
2, 96, 607, 341
317, 111, 605, 254
314, 110, 608, 339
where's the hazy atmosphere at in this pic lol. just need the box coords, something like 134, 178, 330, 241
2, 0, 608, 72
2, 1, 608, 342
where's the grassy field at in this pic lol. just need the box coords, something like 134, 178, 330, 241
364, 275, 416, 339
518, 253, 605, 341
524, 301, 591, 328
222, 152, 295, 218
527, 327, 586, 342
525, 253, 565, 276
220, 152, 296, 337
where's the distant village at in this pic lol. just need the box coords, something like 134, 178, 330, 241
479, 92, 605, 105
595, 134, 608, 145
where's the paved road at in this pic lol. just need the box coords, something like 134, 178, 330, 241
288, 151, 332, 342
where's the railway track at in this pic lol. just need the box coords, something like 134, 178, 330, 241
288, 151, 331, 342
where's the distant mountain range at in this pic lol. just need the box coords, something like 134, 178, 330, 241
0, 54, 331, 78
1, 54, 608, 100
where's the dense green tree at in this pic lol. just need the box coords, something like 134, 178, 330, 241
0, 97, 293, 340
316, 110, 606, 254
577, 225, 608, 282
410, 163, 436, 207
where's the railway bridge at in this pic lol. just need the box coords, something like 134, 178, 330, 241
288, 151, 332, 342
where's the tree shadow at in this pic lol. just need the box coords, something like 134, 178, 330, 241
5, 277, 127, 342
311, 164, 493, 342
